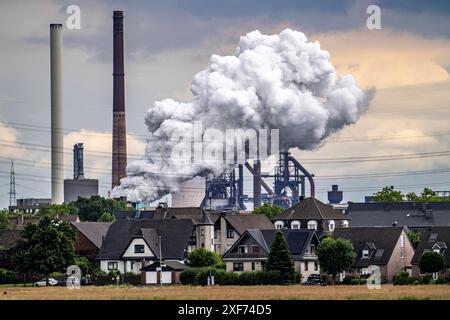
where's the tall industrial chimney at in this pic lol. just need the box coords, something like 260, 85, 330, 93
73, 143, 84, 180
111, 10, 127, 189
50, 24, 64, 204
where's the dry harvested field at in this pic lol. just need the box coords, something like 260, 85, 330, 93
1, 284, 450, 300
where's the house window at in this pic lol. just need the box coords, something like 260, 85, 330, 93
238, 245, 248, 254
251, 245, 260, 254
362, 250, 370, 259
214, 230, 218, 239
201, 229, 205, 236
307, 220, 317, 230
291, 221, 300, 230
107, 261, 118, 270
328, 220, 335, 232
274, 221, 284, 230
314, 261, 319, 271
304, 262, 309, 271
227, 229, 235, 239
130, 261, 134, 270
134, 244, 145, 254
342, 220, 349, 228
362, 268, 368, 275
400, 234, 405, 259
252, 262, 256, 271
233, 262, 244, 272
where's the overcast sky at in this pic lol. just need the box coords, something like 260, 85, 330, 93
1, 0, 450, 208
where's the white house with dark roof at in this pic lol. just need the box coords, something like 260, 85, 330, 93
97, 219, 195, 274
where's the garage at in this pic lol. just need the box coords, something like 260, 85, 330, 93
142, 261, 188, 285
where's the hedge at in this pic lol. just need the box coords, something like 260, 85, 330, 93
179, 268, 297, 286
0, 269, 16, 284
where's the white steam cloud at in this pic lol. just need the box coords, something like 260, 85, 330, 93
113, 29, 373, 202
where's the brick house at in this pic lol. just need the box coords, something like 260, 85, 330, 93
332, 227, 415, 282
71, 222, 111, 261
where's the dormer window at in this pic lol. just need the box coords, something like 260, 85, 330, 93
274, 221, 284, 230
291, 220, 300, 230
307, 220, 317, 231
328, 220, 335, 232
362, 250, 370, 259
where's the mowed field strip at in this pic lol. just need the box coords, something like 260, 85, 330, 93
1, 285, 450, 300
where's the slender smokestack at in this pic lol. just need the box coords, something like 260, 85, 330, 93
50, 24, 64, 204
253, 160, 262, 209
112, 10, 127, 189
73, 143, 84, 180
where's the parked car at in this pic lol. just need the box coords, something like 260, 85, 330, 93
33, 278, 58, 287
305, 274, 323, 286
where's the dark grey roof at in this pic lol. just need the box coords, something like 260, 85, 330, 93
0, 230, 21, 250
347, 202, 450, 227
332, 227, 405, 266
274, 197, 347, 221
97, 219, 194, 260
224, 214, 275, 235
223, 229, 318, 260
71, 222, 111, 249
411, 226, 450, 266
114, 207, 221, 225
142, 260, 188, 271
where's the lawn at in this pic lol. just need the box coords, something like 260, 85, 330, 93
0, 284, 450, 300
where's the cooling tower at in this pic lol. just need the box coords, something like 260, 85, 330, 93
50, 24, 64, 204
111, 10, 127, 189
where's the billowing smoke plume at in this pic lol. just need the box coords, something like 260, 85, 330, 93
113, 29, 373, 202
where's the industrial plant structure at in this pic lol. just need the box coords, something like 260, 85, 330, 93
64, 143, 99, 203
50, 23, 64, 204
111, 10, 128, 189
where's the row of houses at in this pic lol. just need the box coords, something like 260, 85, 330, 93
1, 197, 449, 284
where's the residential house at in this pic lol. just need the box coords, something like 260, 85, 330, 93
214, 214, 275, 254
71, 222, 111, 261
332, 227, 415, 282
272, 197, 350, 234
97, 219, 195, 274
222, 229, 320, 282
8, 214, 80, 229
346, 202, 450, 227
411, 226, 450, 277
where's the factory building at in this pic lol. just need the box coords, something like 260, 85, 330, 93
64, 143, 99, 203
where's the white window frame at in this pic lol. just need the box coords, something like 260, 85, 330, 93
362, 250, 370, 259
328, 220, 335, 231
307, 220, 317, 231
291, 220, 300, 230
274, 221, 284, 230
342, 220, 349, 228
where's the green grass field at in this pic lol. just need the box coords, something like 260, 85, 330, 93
0, 284, 449, 300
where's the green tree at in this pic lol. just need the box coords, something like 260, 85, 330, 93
252, 203, 283, 219
316, 236, 356, 283
186, 248, 224, 269
73, 196, 126, 222
419, 188, 438, 201
11, 216, 76, 281
373, 186, 404, 202
405, 192, 419, 202
265, 231, 295, 284
0, 209, 10, 231
419, 251, 445, 274
38, 203, 77, 218
98, 211, 115, 222
407, 230, 421, 248
74, 256, 95, 275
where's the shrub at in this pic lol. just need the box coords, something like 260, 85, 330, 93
293, 272, 302, 284
0, 269, 16, 284
393, 271, 413, 285
180, 268, 199, 285
435, 276, 447, 285
49, 272, 65, 278
218, 271, 239, 285
108, 270, 121, 278
419, 274, 433, 285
